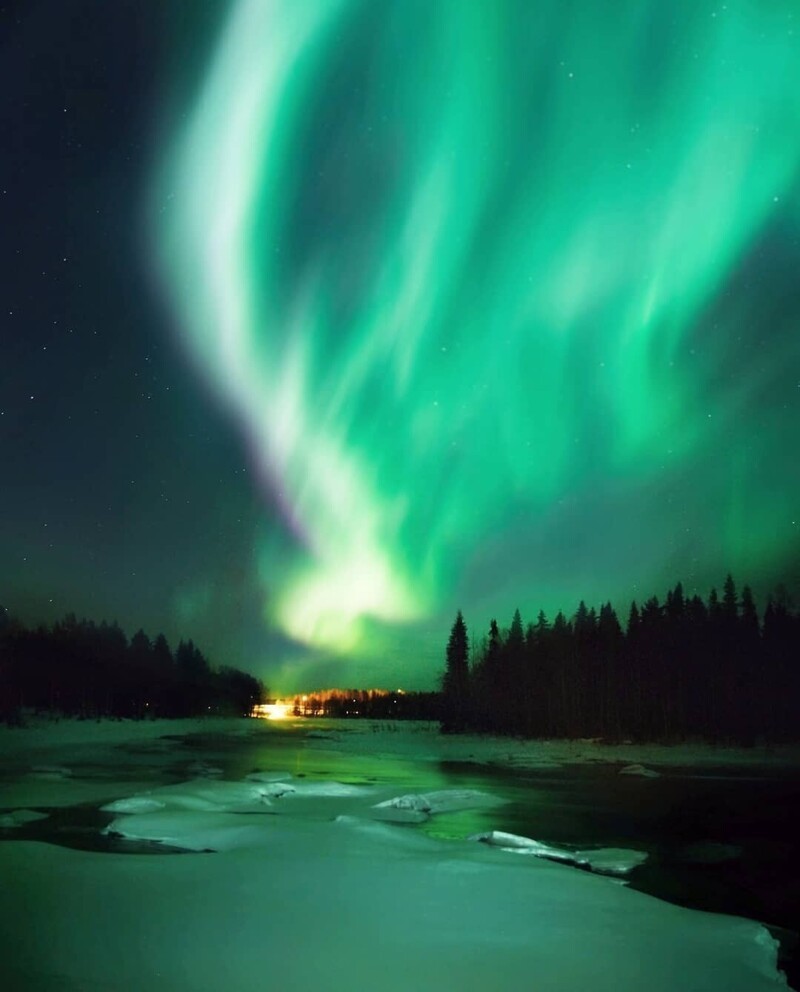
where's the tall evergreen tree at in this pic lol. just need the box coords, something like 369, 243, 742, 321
508, 608, 524, 647
722, 574, 739, 621
534, 610, 550, 640
740, 586, 759, 640
442, 610, 469, 733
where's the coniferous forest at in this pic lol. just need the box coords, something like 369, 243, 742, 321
0, 610, 265, 724
441, 576, 800, 744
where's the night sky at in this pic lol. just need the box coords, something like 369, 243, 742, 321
2, 1, 799, 693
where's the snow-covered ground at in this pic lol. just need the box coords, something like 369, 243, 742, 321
0, 717, 795, 990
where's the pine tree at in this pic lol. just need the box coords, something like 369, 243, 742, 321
722, 574, 738, 622
442, 610, 469, 733
480, 619, 503, 731
505, 608, 526, 732
534, 609, 550, 640
508, 608, 524, 647
740, 586, 759, 640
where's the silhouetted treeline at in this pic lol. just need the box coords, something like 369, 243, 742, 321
293, 688, 440, 721
0, 611, 266, 724
441, 577, 800, 743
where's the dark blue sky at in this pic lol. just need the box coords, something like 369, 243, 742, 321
0, 2, 282, 676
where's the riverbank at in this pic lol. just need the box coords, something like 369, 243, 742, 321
4, 715, 800, 773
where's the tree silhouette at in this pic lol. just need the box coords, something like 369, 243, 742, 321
440, 576, 800, 744
442, 610, 469, 733
0, 613, 266, 723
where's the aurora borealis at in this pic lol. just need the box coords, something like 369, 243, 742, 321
153, 0, 800, 684
2, 1, 799, 690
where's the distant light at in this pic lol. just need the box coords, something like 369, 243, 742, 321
252, 700, 291, 720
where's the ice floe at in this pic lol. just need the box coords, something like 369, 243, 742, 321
0, 808, 49, 828
373, 789, 506, 817
105, 810, 273, 852
244, 770, 294, 783
101, 779, 277, 815
619, 763, 661, 778
470, 830, 648, 875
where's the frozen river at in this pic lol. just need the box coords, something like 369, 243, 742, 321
0, 717, 797, 990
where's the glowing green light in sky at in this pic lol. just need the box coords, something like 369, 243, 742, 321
155, 0, 800, 683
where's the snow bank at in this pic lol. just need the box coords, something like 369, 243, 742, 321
0, 826, 787, 992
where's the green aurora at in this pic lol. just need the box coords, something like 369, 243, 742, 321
154, 0, 800, 689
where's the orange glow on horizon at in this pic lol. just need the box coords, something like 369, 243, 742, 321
251, 700, 291, 720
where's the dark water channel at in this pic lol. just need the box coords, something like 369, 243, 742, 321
2, 727, 799, 984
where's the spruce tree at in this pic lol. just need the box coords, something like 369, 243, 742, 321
442, 610, 469, 733
508, 608, 524, 647
722, 574, 739, 622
